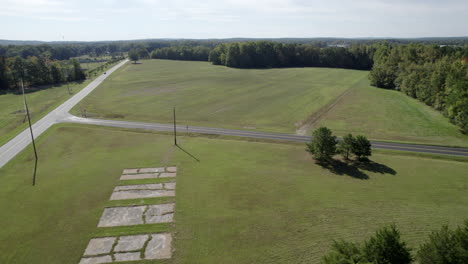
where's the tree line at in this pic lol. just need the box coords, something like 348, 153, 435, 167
369, 43, 468, 133
207, 41, 374, 70
150, 46, 211, 61
322, 220, 467, 264
0, 56, 86, 90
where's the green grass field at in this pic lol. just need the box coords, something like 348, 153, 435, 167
71, 59, 366, 132
0, 60, 122, 146
0, 80, 90, 146
313, 81, 468, 147
0, 124, 466, 263
71, 59, 468, 147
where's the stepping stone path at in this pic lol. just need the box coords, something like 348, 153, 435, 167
120, 166, 177, 180
98, 203, 175, 227
80, 167, 177, 264
79, 233, 172, 264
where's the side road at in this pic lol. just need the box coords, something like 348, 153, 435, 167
62, 116, 468, 157
0, 60, 129, 168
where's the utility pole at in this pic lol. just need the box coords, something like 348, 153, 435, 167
173, 107, 177, 146
21, 79, 38, 186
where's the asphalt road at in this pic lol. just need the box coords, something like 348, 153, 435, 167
62, 116, 468, 158
0, 59, 128, 169
1, 57, 467, 169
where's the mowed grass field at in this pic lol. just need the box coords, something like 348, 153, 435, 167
0, 124, 466, 263
71, 59, 468, 147
313, 82, 468, 147
71, 59, 366, 133
0, 80, 90, 146
0, 59, 121, 146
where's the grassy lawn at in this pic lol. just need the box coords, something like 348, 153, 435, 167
0, 60, 121, 146
0, 81, 90, 146
71, 59, 366, 133
313, 81, 468, 147
71, 59, 467, 147
0, 124, 466, 263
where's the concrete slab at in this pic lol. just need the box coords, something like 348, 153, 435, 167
139, 167, 164, 173
114, 234, 148, 252
122, 168, 139, 175
120, 173, 158, 180
79, 255, 112, 264
83, 237, 115, 256
145, 233, 172, 259
166, 167, 177, 172
145, 204, 175, 224
114, 252, 141, 262
160, 173, 176, 178
114, 184, 163, 191
110, 190, 175, 200
164, 182, 176, 190
98, 206, 145, 227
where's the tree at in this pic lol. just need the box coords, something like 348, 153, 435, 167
306, 127, 337, 161
321, 225, 412, 264
322, 240, 365, 264
363, 224, 412, 264
128, 49, 139, 64
337, 134, 355, 160
352, 135, 372, 160
417, 220, 468, 264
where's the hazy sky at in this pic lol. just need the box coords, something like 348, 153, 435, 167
1, 0, 467, 41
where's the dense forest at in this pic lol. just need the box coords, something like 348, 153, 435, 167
207, 42, 374, 70
369, 44, 468, 133
151, 46, 211, 61
0, 56, 87, 90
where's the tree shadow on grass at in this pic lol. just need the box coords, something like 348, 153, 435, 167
316, 159, 397, 180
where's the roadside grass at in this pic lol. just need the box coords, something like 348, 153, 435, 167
71, 59, 467, 147
0, 60, 121, 146
71, 59, 365, 133
0, 124, 466, 263
0, 80, 90, 146
313, 81, 468, 147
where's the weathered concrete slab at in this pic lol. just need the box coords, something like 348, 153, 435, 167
83, 237, 115, 256
160, 172, 176, 178
110, 190, 175, 200
114, 252, 141, 262
114, 234, 148, 252
164, 182, 176, 190
145, 233, 173, 259
120, 173, 159, 180
145, 204, 175, 224
139, 167, 164, 173
98, 206, 145, 227
166, 167, 177, 172
79, 255, 112, 264
114, 184, 163, 191
122, 168, 139, 175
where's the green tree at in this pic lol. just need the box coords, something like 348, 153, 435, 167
337, 134, 355, 160
363, 224, 412, 264
306, 127, 337, 161
417, 220, 468, 264
352, 135, 372, 160
128, 49, 139, 64
322, 240, 366, 264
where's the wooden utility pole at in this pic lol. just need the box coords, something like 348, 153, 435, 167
173, 107, 177, 146
21, 79, 38, 186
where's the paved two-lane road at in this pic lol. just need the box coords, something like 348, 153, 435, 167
62, 116, 468, 158
0, 60, 128, 168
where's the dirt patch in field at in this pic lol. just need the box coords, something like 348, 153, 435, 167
296, 87, 354, 135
